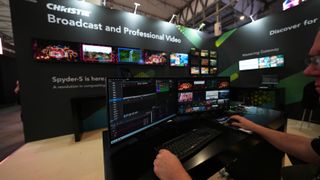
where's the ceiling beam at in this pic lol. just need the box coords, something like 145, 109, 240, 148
107, 1, 166, 20
156, 0, 180, 10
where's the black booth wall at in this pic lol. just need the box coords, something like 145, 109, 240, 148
0, 55, 17, 105
10, 0, 215, 141
217, 0, 320, 119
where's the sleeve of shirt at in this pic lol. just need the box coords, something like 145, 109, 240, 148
311, 138, 320, 156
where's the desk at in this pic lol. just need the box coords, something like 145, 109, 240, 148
103, 107, 287, 180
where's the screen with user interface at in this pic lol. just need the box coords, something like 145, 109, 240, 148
107, 78, 177, 144
177, 77, 230, 114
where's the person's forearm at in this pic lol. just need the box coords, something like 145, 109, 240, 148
252, 125, 320, 164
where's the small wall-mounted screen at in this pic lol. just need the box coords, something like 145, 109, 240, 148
33, 39, 80, 62
82, 44, 113, 63
143, 50, 167, 65
239, 55, 284, 71
170, 53, 188, 67
191, 67, 200, 75
118, 48, 143, 64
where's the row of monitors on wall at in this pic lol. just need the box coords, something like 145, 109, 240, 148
190, 67, 217, 75
190, 48, 217, 58
239, 55, 284, 71
32, 39, 192, 67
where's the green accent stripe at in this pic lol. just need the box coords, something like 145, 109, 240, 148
218, 63, 239, 79
177, 25, 202, 48
215, 29, 237, 47
278, 71, 314, 104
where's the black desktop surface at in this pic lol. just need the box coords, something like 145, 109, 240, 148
103, 106, 286, 180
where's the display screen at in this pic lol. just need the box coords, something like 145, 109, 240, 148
82, 44, 113, 63
177, 77, 230, 114
191, 67, 200, 75
210, 51, 217, 58
200, 50, 209, 57
201, 59, 209, 66
239, 55, 284, 71
118, 48, 143, 64
210, 67, 217, 74
170, 53, 188, 67
190, 48, 200, 56
143, 50, 167, 65
210, 59, 217, 66
107, 78, 176, 144
33, 39, 80, 62
201, 67, 209, 74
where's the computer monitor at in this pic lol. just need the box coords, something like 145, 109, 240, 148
107, 78, 177, 144
176, 77, 230, 114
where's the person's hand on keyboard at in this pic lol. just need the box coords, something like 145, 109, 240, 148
153, 149, 192, 180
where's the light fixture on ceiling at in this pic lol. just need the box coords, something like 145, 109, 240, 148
133, 2, 141, 14
169, 14, 177, 23
239, 15, 245, 21
249, 15, 255, 22
198, 23, 206, 31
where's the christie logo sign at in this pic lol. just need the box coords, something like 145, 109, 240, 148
46, 3, 91, 17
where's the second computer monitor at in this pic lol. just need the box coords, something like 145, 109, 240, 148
177, 77, 230, 114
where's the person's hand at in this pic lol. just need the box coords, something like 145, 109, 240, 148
229, 115, 260, 132
153, 149, 192, 180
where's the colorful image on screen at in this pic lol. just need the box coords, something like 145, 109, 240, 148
118, 48, 143, 64
258, 56, 271, 68
201, 59, 209, 66
156, 80, 170, 93
178, 82, 193, 91
201, 67, 209, 74
33, 39, 80, 62
191, 67, 200, 75
210, 51, 217, 58
218, 80, 230, 89
82, 44, 113, 63
210, 59, 217, 66
170, 53, 188, 67
210, 67, 217, 74
200, 50, 209, 57
143, 50, 167, 65
178, 92, 193, 102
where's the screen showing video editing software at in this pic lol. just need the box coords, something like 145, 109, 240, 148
177, 77, 230, 114
107, 78, 176, 144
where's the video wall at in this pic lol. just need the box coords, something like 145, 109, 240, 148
189, 48, 218, 76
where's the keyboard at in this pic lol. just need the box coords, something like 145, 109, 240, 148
156, 127, 222, 160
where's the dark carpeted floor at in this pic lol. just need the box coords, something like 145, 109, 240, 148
0, 105, 24, 162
